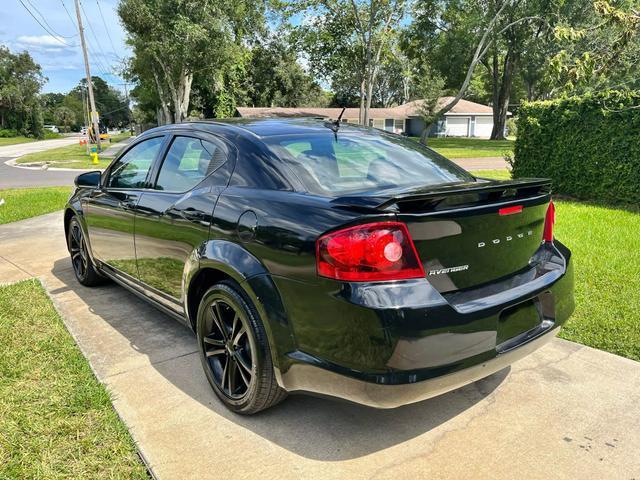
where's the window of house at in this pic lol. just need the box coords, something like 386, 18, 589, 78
384, 119, 394, 131
394, 119, 405, 133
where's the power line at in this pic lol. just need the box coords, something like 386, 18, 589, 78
60, 0, 79, 34
79, 1, 111, 63
17, 0, 76, 47
95, 0, 119, 57
24, 0, 77, 39
76, 1, 114, 78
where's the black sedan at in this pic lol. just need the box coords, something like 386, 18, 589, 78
64, 118, 574, 414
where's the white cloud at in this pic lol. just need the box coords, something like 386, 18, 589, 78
16, 35, 71, 47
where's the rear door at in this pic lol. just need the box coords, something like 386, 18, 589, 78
84, 135, 165, 277
133, 133, 232, 307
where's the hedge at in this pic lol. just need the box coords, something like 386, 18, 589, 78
512, 90, 640, 205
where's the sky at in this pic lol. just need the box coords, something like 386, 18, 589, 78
1, 0, 130, 94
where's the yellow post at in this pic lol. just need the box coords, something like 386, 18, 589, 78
90, 145, 99, 165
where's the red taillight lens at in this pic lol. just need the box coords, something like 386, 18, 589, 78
543, 200, 555, 242
316, 222, 425, 281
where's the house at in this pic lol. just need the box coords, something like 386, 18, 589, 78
234, 97, 508, 138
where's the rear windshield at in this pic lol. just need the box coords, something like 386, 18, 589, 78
264, 131, 475, 195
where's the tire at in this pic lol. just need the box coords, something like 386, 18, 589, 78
67, 216, 103, 287
196, 280, 287, 414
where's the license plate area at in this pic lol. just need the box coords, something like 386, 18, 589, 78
496, 292, 555, 353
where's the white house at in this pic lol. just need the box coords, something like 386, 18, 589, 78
234, 97, 508, 138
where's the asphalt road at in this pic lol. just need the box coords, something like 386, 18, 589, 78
0, 137, 82, 189
2, 212, 639, 480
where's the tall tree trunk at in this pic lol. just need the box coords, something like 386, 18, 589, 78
490, 48, 516, 140
174, 70, 193, 122
152, 70, 173, 125
358, 78, 366, 125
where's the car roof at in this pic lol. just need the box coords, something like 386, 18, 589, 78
190, 117, 372, 138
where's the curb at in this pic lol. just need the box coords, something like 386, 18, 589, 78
4, 158, 104, 172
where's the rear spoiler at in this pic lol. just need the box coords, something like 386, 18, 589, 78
330, 178, 552, 212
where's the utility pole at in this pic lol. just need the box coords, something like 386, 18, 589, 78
74, 0, 101, 151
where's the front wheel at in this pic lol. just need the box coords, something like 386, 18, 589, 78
196, 281, 287, 414
67, 216, 103, 287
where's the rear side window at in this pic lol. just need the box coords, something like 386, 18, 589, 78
155, 136, 226, 192
265, 132, 474, 195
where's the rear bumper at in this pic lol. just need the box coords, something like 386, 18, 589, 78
280, 326, 559, 408
271, 240, 574, 408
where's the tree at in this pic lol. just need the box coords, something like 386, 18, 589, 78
549, 0, 640, 93
0, 46, 45, 137
293, 0, 408, 125
405, 0, 577, 139
119, 0, 266, 123
244, 37, 328, 108
54, 106, 76, 133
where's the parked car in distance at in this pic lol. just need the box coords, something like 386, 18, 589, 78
44, 124, 59, 133
64, 118, 574, 414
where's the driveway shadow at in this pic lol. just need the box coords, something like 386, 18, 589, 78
51, 258, 509, 461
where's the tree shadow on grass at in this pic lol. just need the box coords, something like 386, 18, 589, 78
50, 258, 509, 462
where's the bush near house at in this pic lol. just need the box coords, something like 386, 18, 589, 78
512, 90, 640, 205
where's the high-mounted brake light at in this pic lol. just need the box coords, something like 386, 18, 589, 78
499, 205, 523, 216
316, 222, 425, 282
542, 200, 555, 242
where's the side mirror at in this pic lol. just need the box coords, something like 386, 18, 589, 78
75, 171, 101, 188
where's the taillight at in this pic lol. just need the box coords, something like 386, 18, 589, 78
543, 200, 555, 242
316, 222, 425, 281
499, 205, 523, 216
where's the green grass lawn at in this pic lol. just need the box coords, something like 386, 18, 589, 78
0, 279, 148, 478
466, 168, 640, 361
16, 143, 111, 170
472, 169, 512, 180
554, 201, 640, 360
0, 136, 36, 147
415, 137, 514, 159
110, 131, 133, 143
0, 187, 73, 225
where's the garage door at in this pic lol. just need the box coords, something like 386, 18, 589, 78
445, 117, 469, 137
474, 116, 493, 138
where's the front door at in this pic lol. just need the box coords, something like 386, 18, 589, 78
133, 134, 231, 306
84, 136, 165, 278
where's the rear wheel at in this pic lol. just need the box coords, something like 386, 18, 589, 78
67, 216, 103, 287
196, 281, 287, 414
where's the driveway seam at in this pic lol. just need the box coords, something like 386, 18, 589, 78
104, 350, 200, 380
0, 254, 35, 277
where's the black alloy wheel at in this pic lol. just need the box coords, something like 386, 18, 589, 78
196, 281, 287, 414
67, 217, 103, 286
202, 298, 254, 399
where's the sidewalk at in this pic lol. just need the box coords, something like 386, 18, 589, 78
452, 156, 509, 170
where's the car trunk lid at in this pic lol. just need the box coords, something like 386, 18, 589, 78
332, 178, 552, 293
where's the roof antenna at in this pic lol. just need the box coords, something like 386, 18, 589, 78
324, 107, 346, 140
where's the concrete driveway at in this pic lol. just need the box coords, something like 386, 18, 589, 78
1, 212, 639, 479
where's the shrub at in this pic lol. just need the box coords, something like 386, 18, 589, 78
506, 117, 517, 137
0, 129, 18, 138
513, 90, 640, 205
